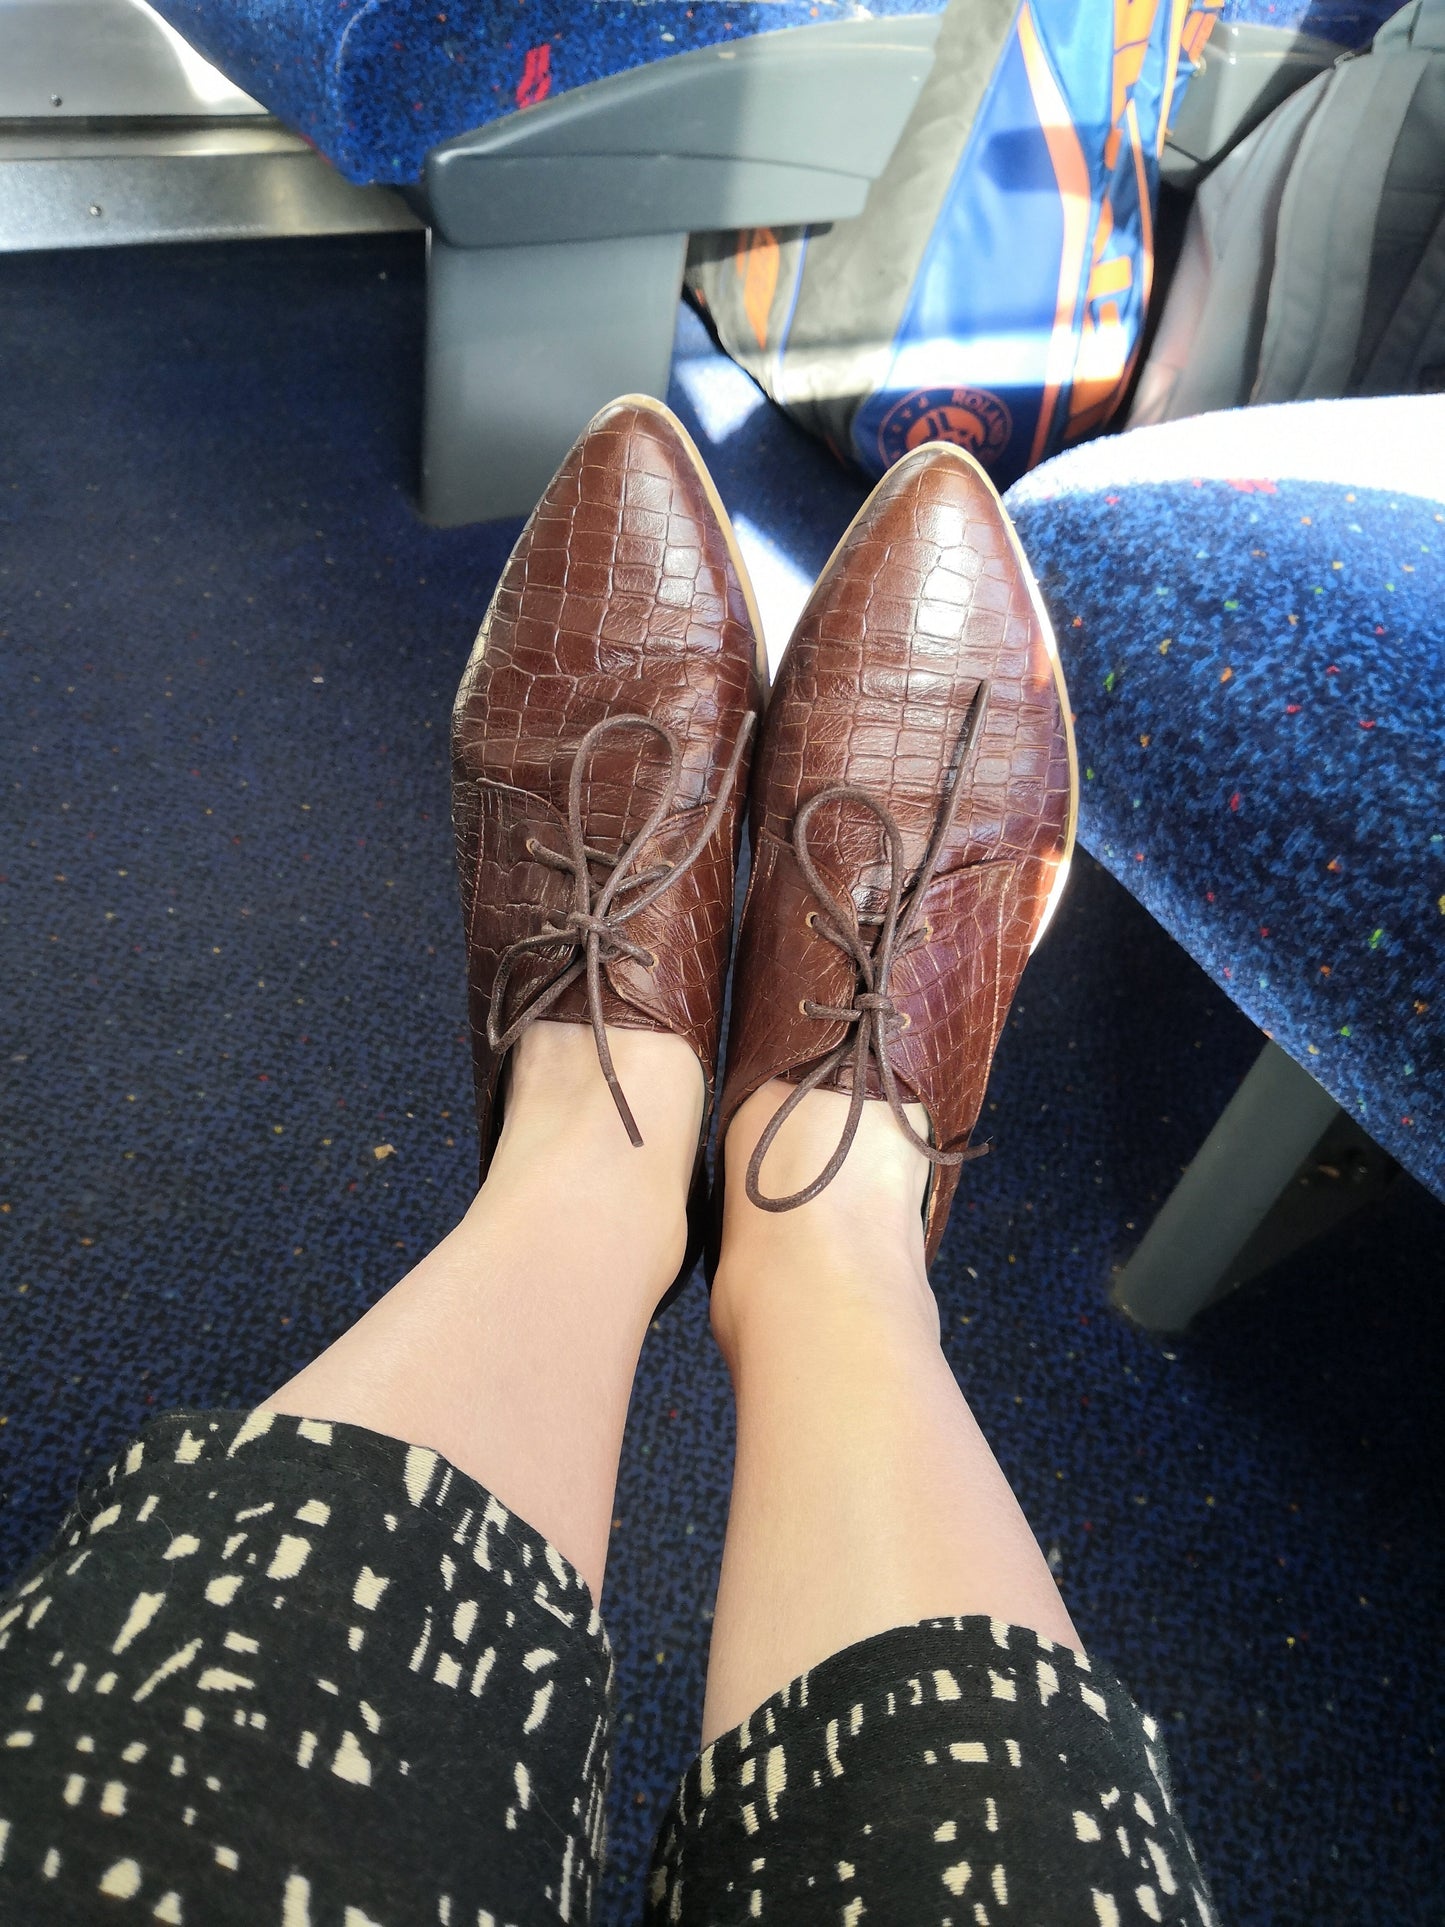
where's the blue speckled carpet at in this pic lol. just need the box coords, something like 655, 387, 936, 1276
1, 232, 1442, 1924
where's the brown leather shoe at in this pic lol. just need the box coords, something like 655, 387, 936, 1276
451, 397, 765, 1293
718, 441, 1077, 1267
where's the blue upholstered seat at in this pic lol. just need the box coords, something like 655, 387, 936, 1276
141, 0, 1401, 190
1005, 396, 1445, 1202
146, 0, 947, 186
1219, 0, 1403, 37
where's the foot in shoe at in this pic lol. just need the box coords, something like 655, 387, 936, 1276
450, 396, 766, 1303
716, 440, 1078, 1273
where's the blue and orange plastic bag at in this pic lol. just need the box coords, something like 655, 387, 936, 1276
689, 0, 1222, 488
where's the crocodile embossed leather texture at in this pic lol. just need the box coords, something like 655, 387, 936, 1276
720, 444, 1075, 1264
451, 400, 763, 1181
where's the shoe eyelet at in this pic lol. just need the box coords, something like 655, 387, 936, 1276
524, 837, 539, 858
921, 921, 933, 942
804, 910, 818, 929
641, 952, 658, 970
899, 1011, 912, 1030
799, 1000, 814, 1018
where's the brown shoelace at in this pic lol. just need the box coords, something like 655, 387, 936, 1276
745, 680, 993, 1211
488, 710, 754, 1146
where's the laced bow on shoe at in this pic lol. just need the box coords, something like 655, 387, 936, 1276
745, 681, 993, 1211
488, 710, 754, 1147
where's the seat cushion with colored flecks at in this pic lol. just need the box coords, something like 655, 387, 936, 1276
1004, 395, 1445, 1201
1219, 0, 1404, 39
146, 0, 947, 187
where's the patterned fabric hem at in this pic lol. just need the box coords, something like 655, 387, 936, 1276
648, 1616, 1216, 1927
0, 1408, 612, 1927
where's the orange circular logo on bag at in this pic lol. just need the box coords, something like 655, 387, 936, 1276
879, 386, 1013, 468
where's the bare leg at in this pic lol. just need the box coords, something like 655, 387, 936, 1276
703, 1081, 1080, 1746
265, 1020, 702, 1601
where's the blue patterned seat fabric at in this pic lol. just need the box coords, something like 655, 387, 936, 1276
1219, 0, 1404, 39
1005, 397, 1445, 1202
146, 0, 947, 186
141, 0, 1403, 190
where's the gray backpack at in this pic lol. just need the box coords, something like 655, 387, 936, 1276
1130, 0, 1445, 426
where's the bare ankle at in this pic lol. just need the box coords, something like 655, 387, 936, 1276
711, 1246, 941, 1372
723, 1079, 932, 1255
474, 1022, 705, 1294
500, 1022, 703, 1166
712, 1080, 941, 1361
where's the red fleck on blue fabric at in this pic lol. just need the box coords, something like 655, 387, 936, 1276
145, 0, 947, 187
1006, 395, 1445, 1200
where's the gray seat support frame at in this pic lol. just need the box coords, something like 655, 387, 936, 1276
415, 16, 942, 524
1110, 1038, 1399, 1331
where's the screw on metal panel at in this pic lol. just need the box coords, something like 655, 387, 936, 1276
88, 204, 102, 217
51, 94, 63, 107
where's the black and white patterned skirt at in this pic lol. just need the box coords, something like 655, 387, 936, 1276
0, 1410, 1215, 1925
